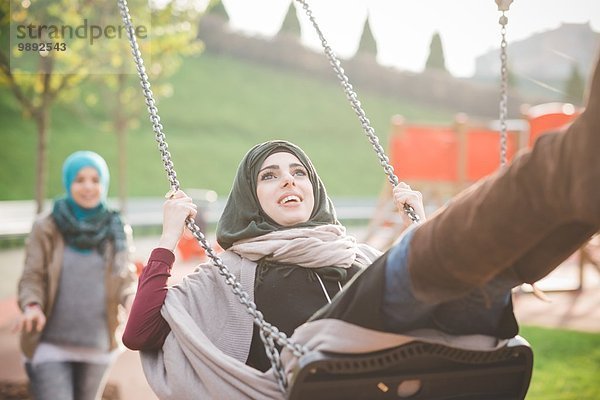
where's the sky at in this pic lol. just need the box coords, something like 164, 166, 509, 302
208, 0, 600, 77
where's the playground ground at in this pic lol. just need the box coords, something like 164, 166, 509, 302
0, 234, 599, 399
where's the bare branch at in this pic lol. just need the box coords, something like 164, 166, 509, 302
0, 51, 35, 114
47, 62, 89, 103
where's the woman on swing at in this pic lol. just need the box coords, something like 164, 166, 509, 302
124, 55, 600, 399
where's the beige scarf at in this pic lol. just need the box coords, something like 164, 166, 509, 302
229, 224, 379, 268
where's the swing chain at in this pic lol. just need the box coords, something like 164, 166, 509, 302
117, 3, 179, 191
185, 220, 307, 390
116, 0, 307, 392
260, 329, 288, 393
498, 9, 510, 167
295, 0, 420, 224
186, 219, 308, 357
495, 0, 513, 12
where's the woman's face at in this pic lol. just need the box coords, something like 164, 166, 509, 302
70, 166, 102, 209
256, 152, 315, 227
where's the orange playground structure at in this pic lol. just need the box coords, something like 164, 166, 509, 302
364, 102, 580, 251
366, 101, 600, 292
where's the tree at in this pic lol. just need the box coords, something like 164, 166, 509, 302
0, 0, 201, 213
207, 0, 229, 20
425, 32, 447, 72
357, 17, 377, 56
0, 1, 87, 213
279, 3, 300, 38
564, 62, 585, 105
94, 2, 202, 213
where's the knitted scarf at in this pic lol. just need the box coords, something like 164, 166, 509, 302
52, 197, 127, 252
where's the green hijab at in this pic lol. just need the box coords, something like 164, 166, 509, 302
217, 140, 339, 249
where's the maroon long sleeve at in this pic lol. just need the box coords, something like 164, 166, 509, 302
122, 248, 174, 351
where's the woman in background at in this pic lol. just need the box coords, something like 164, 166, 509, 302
14, 151, 137, 400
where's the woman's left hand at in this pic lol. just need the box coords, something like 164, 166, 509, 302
158, 190, 198, 252
392, 182, 426, 227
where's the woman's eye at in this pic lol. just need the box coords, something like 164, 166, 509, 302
293, 169, 307, 177
260, 172, 276, 181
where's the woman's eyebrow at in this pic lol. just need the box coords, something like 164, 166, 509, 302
258, 165, 279, 173
290, 163, 306, 169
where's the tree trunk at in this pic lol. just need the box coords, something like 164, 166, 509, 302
116, 123, 127, 214
35, 60, 54, 214
115, 73, 128, 215
34, 108, 49, 214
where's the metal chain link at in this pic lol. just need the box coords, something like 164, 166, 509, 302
497, 5, 511, 167
294, 0, 420, 224
498, 13, 509, 167
116, 0, 307, 392
260, 329, 288, 392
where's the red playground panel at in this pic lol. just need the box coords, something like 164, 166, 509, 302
389, 125, 520, 183
389, 103, 581, 185
525, 102, 580, 146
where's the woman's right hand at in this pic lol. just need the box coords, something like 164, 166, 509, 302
12, 303, 46, 334
392, 182, 426, 228
158, 190, 198, 251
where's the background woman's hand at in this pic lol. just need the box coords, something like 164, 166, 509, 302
392, 182, 426, 227
12, 303, 46, 334
158, 190, 198, 251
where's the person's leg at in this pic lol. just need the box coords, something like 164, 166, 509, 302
403, 55, 600, 305
382, 227, 435, 330
316, 56, 600, 334
430, 270, 518, 337
25, 361, 74, 400
72, 362, 110, 400
383, 227, 519, 336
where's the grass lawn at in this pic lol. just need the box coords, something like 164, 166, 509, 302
521, 326, 600, 399
0, 52, 455, 200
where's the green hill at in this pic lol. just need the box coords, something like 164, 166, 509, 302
0, 52, 454, 200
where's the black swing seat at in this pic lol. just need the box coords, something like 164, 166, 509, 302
286, 335, 533, 400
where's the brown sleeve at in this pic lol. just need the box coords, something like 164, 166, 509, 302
18, 219, 49, 311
